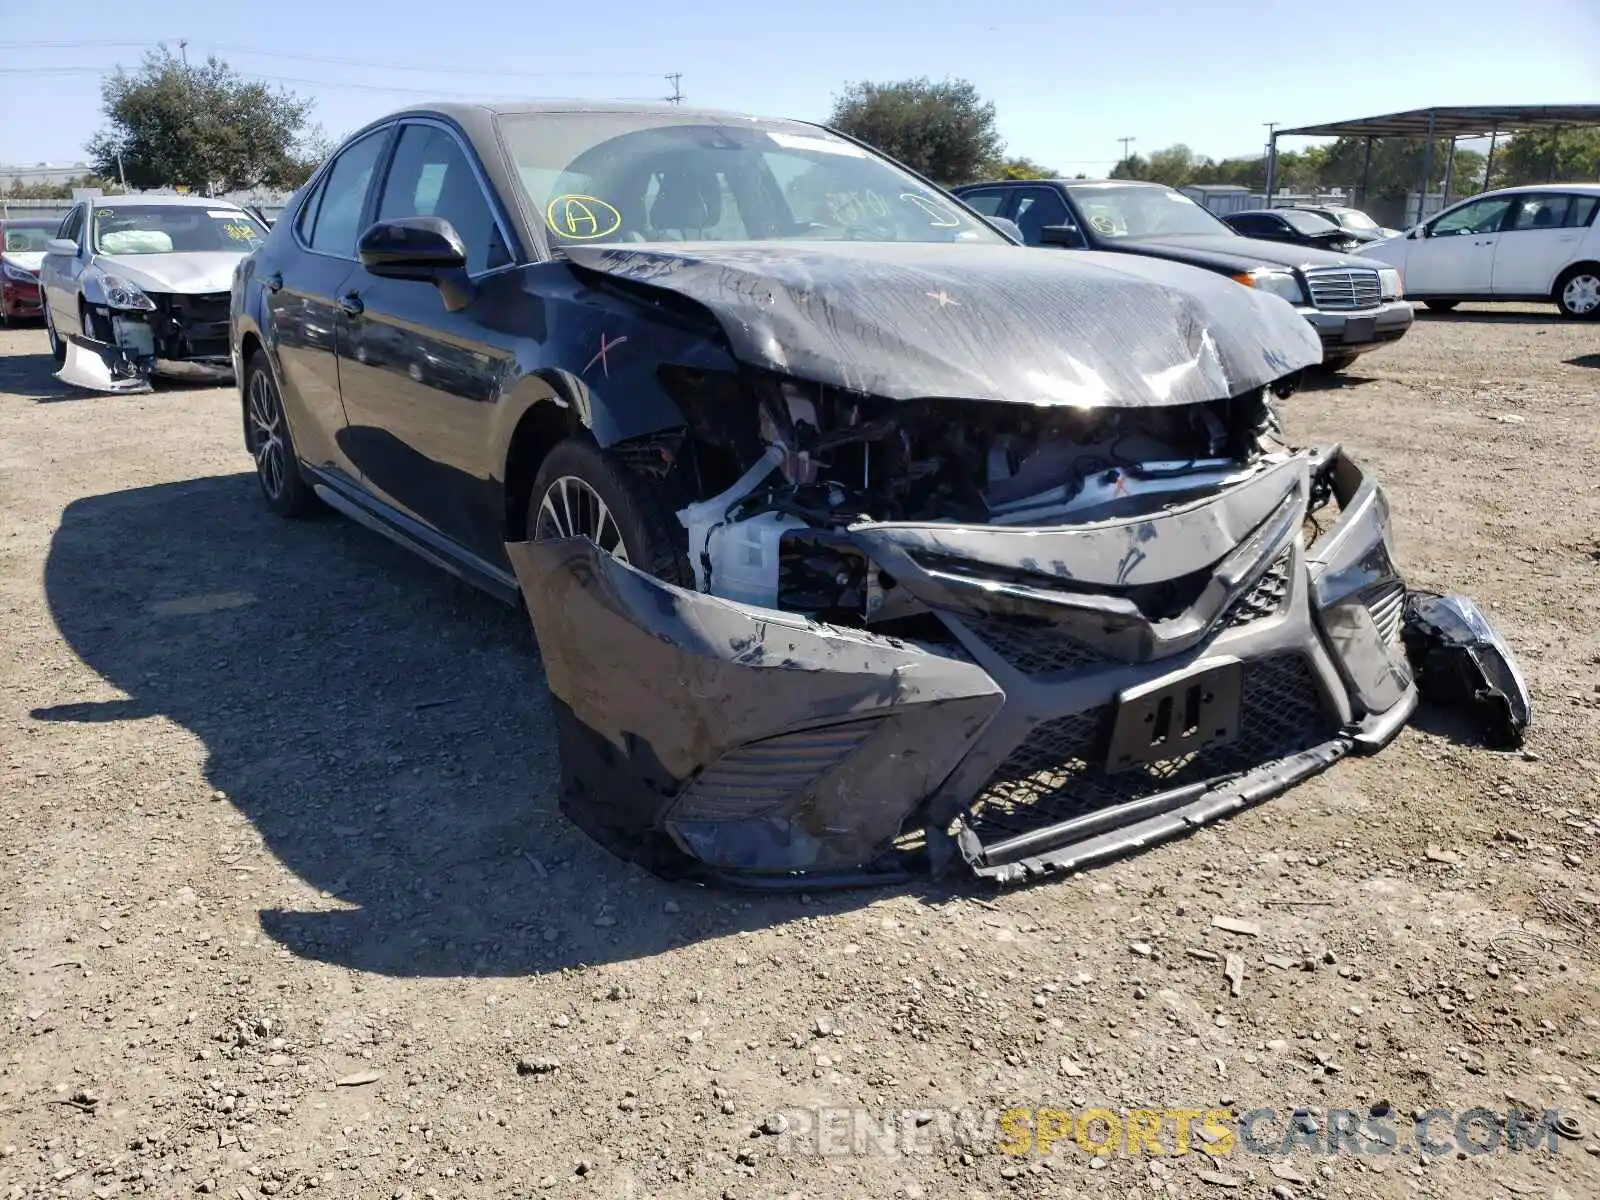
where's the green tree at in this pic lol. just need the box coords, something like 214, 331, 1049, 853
987, 155, 1055, 180
5, 174, 108, 199
1491, 128, 1600, 187
828, 78, 1004, 186
87, 47, 323, 193
1110, 153, 1149, 180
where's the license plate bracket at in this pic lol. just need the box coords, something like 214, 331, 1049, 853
1105, 661, 1244, 774
1342, 316, 1377, 344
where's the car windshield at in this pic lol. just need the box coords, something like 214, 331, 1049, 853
1063, 184, 1231, 238
497, 112, 1004, 248
1281, 210, 1339, 234
1328, 209, 1380, 231
91, 205, 267, 255
4, 224, 54, 252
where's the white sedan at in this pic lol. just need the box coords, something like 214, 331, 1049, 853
1357, 184, 1600, 318
38, 194, 268, 392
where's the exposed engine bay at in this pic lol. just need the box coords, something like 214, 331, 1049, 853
672, 372, 1294, 628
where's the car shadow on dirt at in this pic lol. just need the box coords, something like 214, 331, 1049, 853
0, 346, 80, 401
37, 473, 926, 978
1417, 308, 1561, 325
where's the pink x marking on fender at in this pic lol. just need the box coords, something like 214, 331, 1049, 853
584, 332, 628, 379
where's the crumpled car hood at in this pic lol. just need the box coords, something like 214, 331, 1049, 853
93, 251, 244, 294
565, 241, 1322, 407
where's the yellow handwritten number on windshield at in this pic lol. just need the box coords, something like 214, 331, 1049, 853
545, 194, 622, 241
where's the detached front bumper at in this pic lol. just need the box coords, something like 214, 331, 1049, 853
57, 332, 233, 394
1300, 299, 1413, 358
509, 449, 1524, 887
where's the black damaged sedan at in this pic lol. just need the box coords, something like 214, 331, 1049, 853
231, 101, 1529, 887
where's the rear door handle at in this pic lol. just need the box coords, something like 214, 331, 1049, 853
264, 272, 283, 293
339, 291, 364, 316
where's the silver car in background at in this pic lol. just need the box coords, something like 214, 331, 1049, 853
38, 194, 268, 392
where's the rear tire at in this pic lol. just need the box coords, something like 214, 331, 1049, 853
528, 438, 691, 587
1320, 353, 1360, 374
1554, 265, 1600, 319
1423, 299, 1459, 313
244, 353, 320, 518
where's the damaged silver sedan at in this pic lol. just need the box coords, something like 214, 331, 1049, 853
40, 194, 266, 393
230, 101, 1531, 888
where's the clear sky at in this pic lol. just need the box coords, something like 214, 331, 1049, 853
2, 0, 1596, 171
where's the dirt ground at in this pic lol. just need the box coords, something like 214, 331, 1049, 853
1, 308, 1597, 1200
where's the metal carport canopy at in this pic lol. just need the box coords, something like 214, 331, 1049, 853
1267, 104, 1600, 224
1276, 104, 1600, 139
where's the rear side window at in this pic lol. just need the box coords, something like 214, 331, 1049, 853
376, 123, 511, 274
1509, 193, 1600, 231
303, 129, 388, 257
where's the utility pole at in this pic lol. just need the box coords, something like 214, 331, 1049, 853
179, 39, 188, 67
664, 73, 682, 105
1263, 121, 1280, 203
1117, 135, 1136, 166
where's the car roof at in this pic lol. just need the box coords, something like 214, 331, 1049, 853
955, 178, 1171, 190
1469, 183, 1600, 198
78, 194, 247, 209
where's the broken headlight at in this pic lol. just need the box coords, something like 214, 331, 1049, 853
1377, 268, 1403, 300
1232, 269, 1307, 306
86, 267, 156, 311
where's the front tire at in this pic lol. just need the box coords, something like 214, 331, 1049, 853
528, 438, 690, 586
45, 301, 65, 366
1555, 266, 1600, 319
1423, 299, 1459, 313
244, 353, 320, 518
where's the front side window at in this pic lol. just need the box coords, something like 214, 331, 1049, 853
497, 113, 1003, 249
377, 123, 511, 274
305, 129, 388, 257
1062, 185, 1231, 239
91, 205, 266, 255
958, 189, 1009, 217
58, 205, 85, 246
1012, 188, 1071, 244
1430, 197, 1512, 237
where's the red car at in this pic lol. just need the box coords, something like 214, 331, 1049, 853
1, 217, 57, 324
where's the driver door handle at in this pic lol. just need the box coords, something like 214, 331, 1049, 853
339, 291, 364, 316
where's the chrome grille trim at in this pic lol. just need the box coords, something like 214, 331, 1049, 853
1305, 267, 1382, 312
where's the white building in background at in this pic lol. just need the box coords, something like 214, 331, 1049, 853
0, 161, 97, 190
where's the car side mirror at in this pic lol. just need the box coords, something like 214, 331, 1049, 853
1409, 226, 1426, 240
988, 217, 1024, 243
47, 238, 78, 255
357, 216, 474, 311
1039, 224, 1087, 249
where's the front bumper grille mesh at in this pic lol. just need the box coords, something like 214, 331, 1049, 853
672, 719, 883, 821
1221, 550, 1292, 628
965, 654, 1335, 842
963, 615, 1111, 675
1305, 268, 1382, 312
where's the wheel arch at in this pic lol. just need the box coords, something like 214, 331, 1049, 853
1553, 259, 1600, 295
